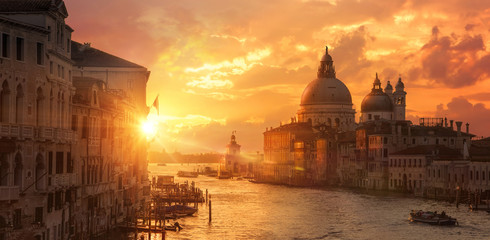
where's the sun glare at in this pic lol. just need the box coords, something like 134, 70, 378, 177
141, 119, 157, 138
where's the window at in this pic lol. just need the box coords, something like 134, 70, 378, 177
67, 38, 71, 53
101, 119, 107, 138
71, 115, 78, 131
13, 209, 21, 229
1, 33, 10, 58
455, 174, 457, 182
436, 139, 439, 145
403, 138, 407, 144
412, 138, 415, 144
93, 90, 97, 104
383, 137, 388, 144
66, 152, 73, 173
16, 37, 24, 61
82, 116, 88, 138
55, 191, 62, 210
61, 66, 64, 79
55, 152, 63, 174
368, 114, 372, 120
35, 207, 43, 224
483, 171, 486, 181
470, 171, 473, 180
57, 64, 61, 77
462, 174, 465, 183
50, 61, 53, 74
438, 169, 440, 178
476, 171, 479, 180
47, 192, 53, 212
47, 26, 51, 41
448, 174, 451, 182
48, 152, 53, 175
36, 42, 44, 65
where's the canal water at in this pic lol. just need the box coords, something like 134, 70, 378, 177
140, 163, 490, 240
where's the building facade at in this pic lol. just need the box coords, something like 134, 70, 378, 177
0, 1, 150, 239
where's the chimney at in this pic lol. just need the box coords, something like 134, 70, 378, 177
456, 121, 462, 137
466, 123, 469, 134
450, 120, 454, 130
444, 117, 448, 127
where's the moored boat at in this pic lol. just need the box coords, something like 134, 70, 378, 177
177, 171, 198, 178
164, 204, 198, 217
409, 210, 458, 226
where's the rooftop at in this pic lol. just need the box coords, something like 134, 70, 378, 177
71, 41, 146, 68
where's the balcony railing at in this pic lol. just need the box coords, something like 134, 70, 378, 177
52, 174, 77, 187
0, 186, 20, 201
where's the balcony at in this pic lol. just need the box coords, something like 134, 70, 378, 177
38, 127, 54, 141
0, 124, 34, 139
52, 174, 77, 187
0, 186, 20, 201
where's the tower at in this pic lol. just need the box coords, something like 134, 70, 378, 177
393, 76, 406, 121
385, 80, 393, 102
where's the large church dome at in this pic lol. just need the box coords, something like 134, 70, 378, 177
300, 78, 352, 105
296, 45, 356, 131
300, 46, 352, 106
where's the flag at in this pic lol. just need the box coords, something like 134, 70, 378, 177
152, 95, 159, 115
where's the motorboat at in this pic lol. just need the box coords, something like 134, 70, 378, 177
177, 171, 198, 178
409, 210, 458, 226
164, 205, 198, 217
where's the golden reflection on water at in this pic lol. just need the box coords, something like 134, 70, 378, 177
141, 163, 490, 240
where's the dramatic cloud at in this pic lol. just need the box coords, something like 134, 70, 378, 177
436, 97, 490, 137
64, 0, 490, 152
414, 26, 490, 88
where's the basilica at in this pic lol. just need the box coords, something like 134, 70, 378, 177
257, 45, 485, 200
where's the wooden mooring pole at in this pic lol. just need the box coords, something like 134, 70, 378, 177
209, 194, 212, 223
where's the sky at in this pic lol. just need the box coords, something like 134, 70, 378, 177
64, 0, 490, 153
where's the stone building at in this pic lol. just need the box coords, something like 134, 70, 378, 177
0, 1, 150, 239
260, 47, 351, 185
0, 1, 76, 239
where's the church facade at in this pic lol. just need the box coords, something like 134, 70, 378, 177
258, 46, 478, 195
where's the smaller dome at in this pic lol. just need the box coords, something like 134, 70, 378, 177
361, 73, 393, 112
361, 93, 394, 112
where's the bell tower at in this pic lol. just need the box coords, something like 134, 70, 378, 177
393, 76, 406, 121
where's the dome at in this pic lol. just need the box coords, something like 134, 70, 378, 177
300, 77, 353, 105
300, 45, 352, 106
361, 92, 393, 112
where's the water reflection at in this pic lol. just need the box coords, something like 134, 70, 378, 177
136, 163, 490, 240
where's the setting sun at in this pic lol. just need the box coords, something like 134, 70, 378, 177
141, 119, 158, 138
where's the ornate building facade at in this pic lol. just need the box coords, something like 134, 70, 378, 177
0, 1, 150, 239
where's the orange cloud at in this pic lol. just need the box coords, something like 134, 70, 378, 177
64, 0, 490, 153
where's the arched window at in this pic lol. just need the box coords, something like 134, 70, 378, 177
0, 154, 9, 186
36, 87, 44, 126
15, 84, 23, 123
35, 154, 46, 190
327, 118, 332, 127
1, 80, 10, 123
335, 118, 340, 128
14, 153, 22, 188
